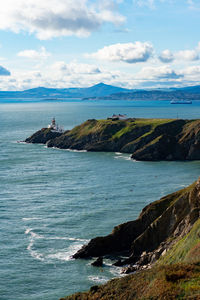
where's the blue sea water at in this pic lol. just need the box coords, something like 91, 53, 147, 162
1, 99, 200, 300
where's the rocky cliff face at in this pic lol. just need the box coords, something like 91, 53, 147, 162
73, 179, 200, 269
61, 179, 200, 300
25, 118, 200, 161
25, 128, 64, 144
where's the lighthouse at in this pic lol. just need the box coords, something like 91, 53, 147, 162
48, 118, 64, 133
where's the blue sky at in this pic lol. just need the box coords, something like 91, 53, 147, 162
0, 0, 200, 90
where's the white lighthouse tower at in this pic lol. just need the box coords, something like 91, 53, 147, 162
48, 117, 64, 133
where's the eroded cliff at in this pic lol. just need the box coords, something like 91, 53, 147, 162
25, 118, 200, 161
61, 179, 200, 300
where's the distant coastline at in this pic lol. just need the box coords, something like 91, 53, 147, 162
1, 82, 200, 101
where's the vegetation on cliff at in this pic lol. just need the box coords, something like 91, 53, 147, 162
26, 118, 200, 161
61, 180, 200, 300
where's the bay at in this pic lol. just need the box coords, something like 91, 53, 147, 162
0, 99, 200, 300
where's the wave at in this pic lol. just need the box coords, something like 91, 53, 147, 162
46, 243, 83, 262
24, 227, 87, 262
22, 217, 41, 221
49, 146, 87, 153
88, 276, 108, 284
47, 236, 88, 242
114, 154, 131, 161
25, 228, 44, 261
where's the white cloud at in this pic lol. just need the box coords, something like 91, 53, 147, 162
159, 43, 200, 63
187, 0, 200, 10
137, 65, 183, 80
159, 49, 174, 63
0, 65, 11, 76
17, 47, 51, 60
52, 61, 101, 75
176, 49, 199, 61
0, 0, 125, 39
134, 0, 155, 9
87, 42, 153, 63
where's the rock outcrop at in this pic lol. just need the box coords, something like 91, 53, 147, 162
61, 179, 200, 300
25, 128, 64, 144
73, 178, 200, 269
25, 118, 200, 161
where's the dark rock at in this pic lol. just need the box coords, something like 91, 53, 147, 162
113, 259, 123, 266
122, 265, 137, 274
73, 178, 200, 267
90, 285, 99, 293
25, 128, 63, 144
25, 118, 200, 161
91, 257, 103, 267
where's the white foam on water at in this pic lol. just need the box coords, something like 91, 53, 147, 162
25, 228, 44, 261
51, 147, 87, 153
46, 243, 84, 262
14, 141, 27, 144
66, 149, 87, 153
114, 154, 131, 161
24, 228, 87, 262
23, 217, 41, 221
109, 266, 124, 277
47, 236, 88, 242
115, 152, 122, 155
88, 276, 108, 284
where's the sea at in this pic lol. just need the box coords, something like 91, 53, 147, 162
1, 99, 200, 300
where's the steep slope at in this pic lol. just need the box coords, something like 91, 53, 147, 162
60, 180, 200, 300
25, 118, 200, 161
73, 179, 200, 266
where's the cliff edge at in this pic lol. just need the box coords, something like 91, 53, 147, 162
25, 118, 200, 161
61, 179, 200, 299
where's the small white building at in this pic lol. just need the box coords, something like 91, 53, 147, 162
108, 114, 127, 120
48, 117, 64, 133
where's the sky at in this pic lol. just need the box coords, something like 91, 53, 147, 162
0, 0, 200, 90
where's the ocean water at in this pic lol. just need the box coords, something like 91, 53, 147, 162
1, 99, 200, 300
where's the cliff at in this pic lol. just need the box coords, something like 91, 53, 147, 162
61, 179, 200, 300
25, 118, 200, 161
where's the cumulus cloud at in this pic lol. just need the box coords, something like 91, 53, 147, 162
52, 61, 101, 75
159, 43, 200, 63
17, 47, 51, 60
159, 49, 174, 63
176, 49, 199, 61
87, 42, 153, 63
138, 65, 183, 80
0, 0, 125, 39
0, 65, 11, 76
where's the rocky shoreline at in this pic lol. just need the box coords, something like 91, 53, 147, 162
25, 118, 200, 161
61, 178, 200, 300
24, 119, 200, 299
73, 179, 200, 269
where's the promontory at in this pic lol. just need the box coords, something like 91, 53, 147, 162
25, 118, 200, 161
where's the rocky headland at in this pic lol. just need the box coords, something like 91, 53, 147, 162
61, 178, 200, 299
25, 118, 200, 161
25, 119, 200, 299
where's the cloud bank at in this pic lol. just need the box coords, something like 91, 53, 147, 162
0, 0, 125, 39
88, 42, 153, 63
17, 47, 51, 60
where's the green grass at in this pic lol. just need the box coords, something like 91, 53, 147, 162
62, 263, 200, 300
159, 219, 200, 265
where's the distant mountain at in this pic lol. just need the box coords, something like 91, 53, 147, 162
84, 86, 200, 101
0, 83, 132, 99
1, 83, 200, 101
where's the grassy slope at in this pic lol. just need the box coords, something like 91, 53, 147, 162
66, 118, 174, 140
61, 181, 200, 300
61, 220, 200, 300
